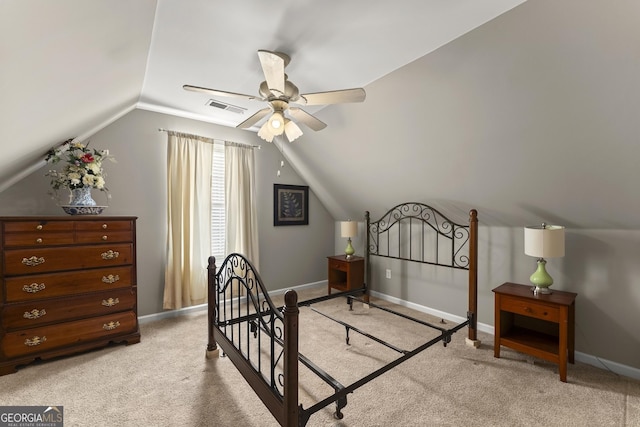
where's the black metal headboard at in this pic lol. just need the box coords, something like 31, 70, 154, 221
366, 202, 471, 271
365, 202, 479, 342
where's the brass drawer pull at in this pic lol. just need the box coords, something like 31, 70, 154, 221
22, 256, 45, 266
36, 238, 43, 244
23, 283, 46, 293
102, 235, 108, 241
102, 224, 108, 229
36, 224, 43, 230
103, 321, 120, 331
23, 309, 47, 319
101, 250, 120, 260
102, 298, 120, 307
24, 336, 47, 346
102, 274, 120, 284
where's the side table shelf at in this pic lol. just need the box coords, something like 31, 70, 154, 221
493, 282, 577, 382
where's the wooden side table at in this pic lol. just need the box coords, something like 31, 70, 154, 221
493, 282, 577, 382
327, 255, 364, 294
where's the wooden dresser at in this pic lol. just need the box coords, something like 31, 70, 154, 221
0, 216, 140, 375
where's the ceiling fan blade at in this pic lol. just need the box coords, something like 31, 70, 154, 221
298, 88, 366, 105
257, 50, 287, 96
236, 108, 271, 129
183, 84, 261, 101
288, 108, 327, 131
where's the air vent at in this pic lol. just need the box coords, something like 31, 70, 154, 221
206, 99, 246, 114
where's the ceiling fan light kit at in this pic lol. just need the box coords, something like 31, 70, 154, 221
184, 49, 366, 143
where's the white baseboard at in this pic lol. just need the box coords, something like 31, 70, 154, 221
368, 290, 640, 381
138, 283, 640, 381
138, 303, 208, 324
137, 280, 328, 325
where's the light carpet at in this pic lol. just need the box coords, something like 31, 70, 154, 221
1, 286, 639, 427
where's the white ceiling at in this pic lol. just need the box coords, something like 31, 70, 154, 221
0, 0, 525, 190
139, 0, 527, 129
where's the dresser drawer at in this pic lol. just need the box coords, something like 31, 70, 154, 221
1, 311, 138, 358
4, 266, 133, 302
74, 230, 133, 244
2, 288, 136, 330
3, 244, 133, 275
3, 221, 74, 234
75, 220, 132, 232
3, 232, 75, 247
500, 296, 560, 322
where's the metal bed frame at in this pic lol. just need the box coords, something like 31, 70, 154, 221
206, 203, 478, 426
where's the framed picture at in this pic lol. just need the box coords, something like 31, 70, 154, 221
274, 184, 309, 226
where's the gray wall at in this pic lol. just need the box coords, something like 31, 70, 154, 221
0, 108, 335, 316
336, 221, 640, 376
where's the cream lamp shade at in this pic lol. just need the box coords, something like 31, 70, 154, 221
524, 224, 565, 294
341, 221, 357, 259
524, 225, 565, 258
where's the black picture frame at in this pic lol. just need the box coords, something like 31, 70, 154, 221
274, 184, 309, 226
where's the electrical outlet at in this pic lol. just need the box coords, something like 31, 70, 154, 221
385, 269, 391, 279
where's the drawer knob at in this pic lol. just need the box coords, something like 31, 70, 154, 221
23, 309, 47, 320
102, 298, 120, 307
102, 274, 120, 284
102, 235, 108, 241
21, 256, 45, 267
24, 336, 47, 346
36, 238, 43, 244
36, 224, 43, 230
103, 321, 121, 331
23, 283, 46, 293
102, 224, 108, 229
101, 250, 120, 260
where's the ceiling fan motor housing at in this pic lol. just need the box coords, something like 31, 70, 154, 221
259, 78, 299, 102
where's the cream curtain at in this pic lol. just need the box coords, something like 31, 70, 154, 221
163, 132, 213, 309
225, 142, 259, 269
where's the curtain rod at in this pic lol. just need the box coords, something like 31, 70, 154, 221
158, 128, 260, 149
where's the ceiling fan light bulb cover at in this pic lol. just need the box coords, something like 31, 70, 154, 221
257, 123, 274, 142
284, 120, 303, 142
268, 112, 285, 135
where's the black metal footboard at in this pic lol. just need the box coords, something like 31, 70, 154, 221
207, 254, 299, 426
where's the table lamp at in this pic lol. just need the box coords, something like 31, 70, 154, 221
524, 223, 565, 294
341, 221, 357, 259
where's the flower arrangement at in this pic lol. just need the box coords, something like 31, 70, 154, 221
45, 139, 115, 199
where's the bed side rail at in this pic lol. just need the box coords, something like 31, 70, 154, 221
207, 253, 299, 426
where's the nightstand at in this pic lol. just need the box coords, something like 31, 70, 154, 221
327, 255, 364, 294
493, 282, 577, 382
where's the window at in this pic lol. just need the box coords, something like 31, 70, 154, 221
210, 141, 225, 263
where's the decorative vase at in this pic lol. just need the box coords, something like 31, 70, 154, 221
61, 187, 106, 215
69, 187, 97, 206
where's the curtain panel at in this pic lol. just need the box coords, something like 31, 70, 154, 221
163, 132, 213, 309
225, 142, 259, 269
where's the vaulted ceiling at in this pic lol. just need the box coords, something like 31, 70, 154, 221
0, 0, 524, 189
3, 0, 640, 229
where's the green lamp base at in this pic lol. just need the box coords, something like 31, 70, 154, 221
530, 258, 553, 294
344, 238, 355, 259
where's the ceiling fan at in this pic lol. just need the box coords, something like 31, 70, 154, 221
183, 50, 366, 142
